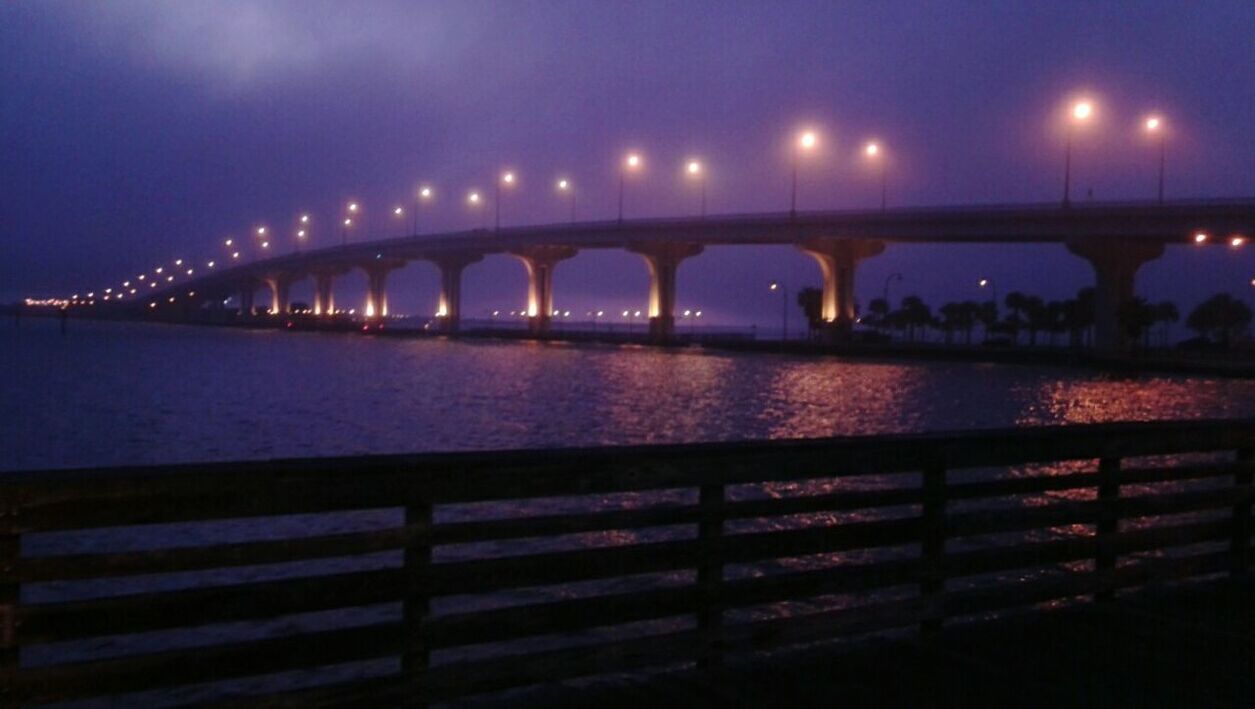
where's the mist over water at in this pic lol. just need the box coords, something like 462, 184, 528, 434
3, 318, 1254, 472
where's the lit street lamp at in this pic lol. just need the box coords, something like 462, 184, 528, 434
467, 190, 483, 228
496, 171, 515, 231
415, 185, 433, 234
792, 130, 818, 218
686, 160, 706, 217
769, 281, 788, 341
1144, 115, 1166, 203
619, 152, 642, 222
556, 178, 574, 223
978, 277, 999, 317
393, 205, 406, 236
864, 141, 887, 211
1063, 100, 1093, 207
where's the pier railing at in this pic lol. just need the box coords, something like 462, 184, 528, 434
2, 420, 1253, 706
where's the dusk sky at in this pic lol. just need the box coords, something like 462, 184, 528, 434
3, 0, 1253, 327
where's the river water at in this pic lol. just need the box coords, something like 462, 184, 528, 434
3, 318, 1255, 471
5, 318, 1255, 706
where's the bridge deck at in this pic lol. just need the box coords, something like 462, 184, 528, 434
501, 576, 1255, 708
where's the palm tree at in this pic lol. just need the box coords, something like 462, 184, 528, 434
1022, 295, 1048, 346
899, 295, 932, 343
865, 297, 890, 334
1187, 293, 1253, 348
1151, 301, 1179, 347
1004, 292, 1029, 345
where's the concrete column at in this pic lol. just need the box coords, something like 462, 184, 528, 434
629, 242, 704, 342
799, 238, 886, 328
312, 267, 349, 316
238, 283, 256, 316
512, 246, 578, 334
1067, 239, 1164, 354
430, 252, 483, 333
362, 259, 406, 320
264, 274, 293, 315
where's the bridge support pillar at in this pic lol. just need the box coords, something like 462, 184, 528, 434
264, 274, 294, 316
799, 238, 885, 330
1067, 239, 1164, 354
361, 260, 406, 320
238, 283, 257, 317
630, 242, 704, 342
430, 252, 483, 333
312, 267, 349, 316
512, 246, 578, 334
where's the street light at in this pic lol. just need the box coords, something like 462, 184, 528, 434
1063, 99, 1094, 207
415, 185, 433, 233
882, 272, 903, 312
342, 202, 359, 245
1144, 115, 1166, 203
1194, 232, 1209, 245
619, 152, 642, 222
467, 190, 483, 228
792, 130, 818, 218
686, 160, 706, 217
496, 171, 515, 231
393, 205, 406, 236
556, 178, 574, 223
769, 281, 788, 341
864, 141, 887, 211
978, 277, 999, 318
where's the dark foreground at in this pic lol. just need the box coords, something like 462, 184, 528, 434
509, 577, 1255, 708
2, 419, 1253, 706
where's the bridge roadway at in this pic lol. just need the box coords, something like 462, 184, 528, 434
135, 199, 1255, 352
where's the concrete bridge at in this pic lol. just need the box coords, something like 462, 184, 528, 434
132, 199, 1255, 352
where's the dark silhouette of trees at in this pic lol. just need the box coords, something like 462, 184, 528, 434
864, 297, 890, 333
897, 295, 932, 342
796, 287, 823, 331
1187, 294, 1252, 347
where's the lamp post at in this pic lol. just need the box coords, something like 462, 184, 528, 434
1144, 116, 1166, 203
685, 160, 706, 217
882, 272, 903, 310
770, 281, 788, 341
392, 205, 406, 236
978, 277, 999, 316
1063, 100, 1093, 207
296, 214, 310, 253
343, 202, 359, 245
495, 171, 515, 231
619, 153, 641, 222
557, 178, 574, 223
467, 190, 483, 228
791, 130, 817, 218
864, 141, 886, 211
415, 185, 433, 234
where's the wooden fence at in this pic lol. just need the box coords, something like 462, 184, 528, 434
1, 419, 1253, 706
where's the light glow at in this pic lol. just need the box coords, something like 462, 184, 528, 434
468, 191, 481, 204
502, 171, 515, 185
419, 186, 433, 199
1194, 232, 1208, 244
1072, 101, 1093, 121
557, 178, 569, 191
348, 202, 359, 213
1145, 116, 1162, 132
625, 153, 641, 170
686, 160, 702, 176
1232, 236, 1247, 248
798, 131, 817, 150
865, 142, 880, 157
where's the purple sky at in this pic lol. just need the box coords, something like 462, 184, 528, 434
3, 0, 1253, 329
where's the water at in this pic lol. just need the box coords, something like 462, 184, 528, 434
3, 317, 1255, 472
6, 318, 1255, 705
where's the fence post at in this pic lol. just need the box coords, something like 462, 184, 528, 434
402, 497, 433, 707
1, 525, 18, 709
921, 461, 946, 637
1234, 448, 1253, 577
1095, 457, 1121, 601
697, 484, 724, 668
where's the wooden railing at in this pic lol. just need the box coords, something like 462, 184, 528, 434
2, 420, 1253, 706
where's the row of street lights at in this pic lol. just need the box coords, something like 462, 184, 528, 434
1062, 100, 1172, 206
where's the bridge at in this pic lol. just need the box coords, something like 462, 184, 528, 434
123, 199, 1255, 352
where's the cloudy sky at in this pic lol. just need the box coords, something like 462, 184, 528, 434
2, 0, 1253, 326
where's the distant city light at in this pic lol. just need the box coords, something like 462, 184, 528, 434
1232, 236, 1247, 248
1194, 232, 1208, 244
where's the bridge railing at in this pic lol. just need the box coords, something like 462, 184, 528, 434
2, 420, 1253, 706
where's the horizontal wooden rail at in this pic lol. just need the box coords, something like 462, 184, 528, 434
1, 419, 1253, 706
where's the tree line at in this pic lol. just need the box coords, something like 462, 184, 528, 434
797, 288, 1253, 348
